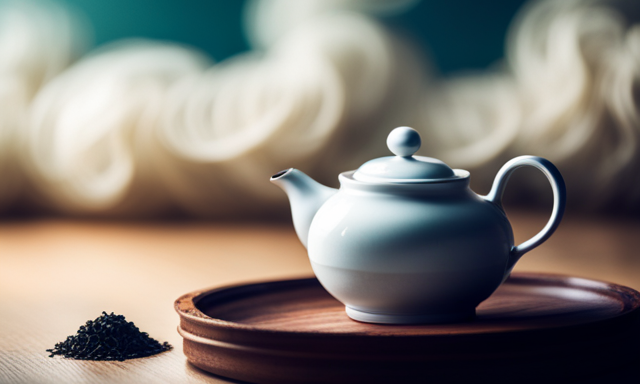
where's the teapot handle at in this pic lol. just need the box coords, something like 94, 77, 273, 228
483, 156, 566, 278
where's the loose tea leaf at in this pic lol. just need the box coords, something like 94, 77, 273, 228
47, 312, 172, 361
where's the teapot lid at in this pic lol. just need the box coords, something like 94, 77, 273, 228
353, 127, 457, 183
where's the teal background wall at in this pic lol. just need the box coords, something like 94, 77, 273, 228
59, 0, 249, 62
385, 0, 527, 73
57, 0, 528, 74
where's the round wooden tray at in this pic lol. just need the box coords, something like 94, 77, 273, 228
175, 273, 640, 384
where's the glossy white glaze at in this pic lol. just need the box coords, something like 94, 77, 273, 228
270, 168, 337, 249
353, 126, 457, 183
271, 127, 566, 324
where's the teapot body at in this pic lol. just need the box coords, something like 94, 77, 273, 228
272, 127, 566, 324
307, 171, 514, 324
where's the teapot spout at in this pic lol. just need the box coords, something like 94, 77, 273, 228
270, 169, 338, 248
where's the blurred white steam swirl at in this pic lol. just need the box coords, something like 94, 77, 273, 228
0, 0, 85, 211
24, 42, 209, 215
417, 0, 640, 209
507, 0, 640, 209
0, 0, 638, 216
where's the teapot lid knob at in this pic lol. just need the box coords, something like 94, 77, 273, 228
387, 127, 421, 157
352, 126, 457, 183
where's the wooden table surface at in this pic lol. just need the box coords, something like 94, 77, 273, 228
1, 211, 639, 383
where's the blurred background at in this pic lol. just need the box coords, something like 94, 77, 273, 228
0, 0, 639, 219
2, 2, 640, 382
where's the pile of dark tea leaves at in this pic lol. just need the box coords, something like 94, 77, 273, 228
47, 312, 172, 361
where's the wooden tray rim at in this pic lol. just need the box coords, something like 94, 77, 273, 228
175, 272, 640, 337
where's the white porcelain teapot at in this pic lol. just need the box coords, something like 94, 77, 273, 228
271, 127, 566, 324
